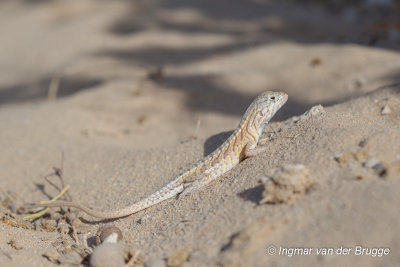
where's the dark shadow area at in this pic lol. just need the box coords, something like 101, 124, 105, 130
103, 0, 370, 76
0, 76, 104, 105
220, 232, 240, 252
154, 73, 354, 118
78, 214, 122, 224
238, 184, 264, 204
387, 82, 400, 93
367, 82, 400, 96
109, 0, 400, 48
203, 131, 233, 157
99, 40, 266, 67
5, 0, 399, 113
98, 0, 400, 120
111, 0, 325, 39
86, 235, 97, 248
21, 0, 52, 4
155, 0, 282, 21
110, 0, 348, 39
159, 74, 255, 116
77, 206, 155, 224
381, 69, 400, 89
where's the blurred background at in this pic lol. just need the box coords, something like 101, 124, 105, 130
0, 0, 399, 116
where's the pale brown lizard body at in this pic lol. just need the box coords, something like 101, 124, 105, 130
38, 91, 288, 219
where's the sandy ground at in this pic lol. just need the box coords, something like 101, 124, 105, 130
0, 0, 399, 266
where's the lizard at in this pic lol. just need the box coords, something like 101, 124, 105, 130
35, 91, 288, 219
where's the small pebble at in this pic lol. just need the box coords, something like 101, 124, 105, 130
288, 105, 324, 126
306, 105, 324, 116
90, 226, 125, 267
96, 226, 123, 244
381, 103, 392, 115
364, 157, 380, 168
372, 163, 387, 177
358, 139, 368, 147
363, 157, 387, 177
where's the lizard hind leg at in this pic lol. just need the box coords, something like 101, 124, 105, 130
177, 173, 205, 199
242, 141, 269, 159
177, 181, 199, 199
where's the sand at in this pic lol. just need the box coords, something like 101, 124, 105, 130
0, 0, 399, 266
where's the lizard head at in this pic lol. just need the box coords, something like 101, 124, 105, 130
252, 91, 288, 133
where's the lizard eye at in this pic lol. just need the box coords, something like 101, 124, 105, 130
270, 96, 276, 100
